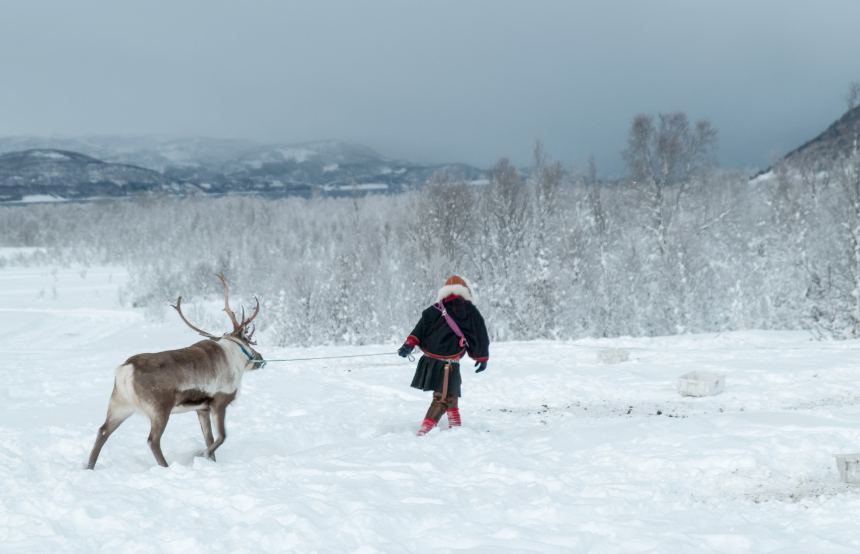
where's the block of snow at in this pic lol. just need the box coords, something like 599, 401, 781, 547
677, 371, 725, 397
834, 454, 860, 484
597, 349, 629, 364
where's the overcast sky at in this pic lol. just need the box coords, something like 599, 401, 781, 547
2, 1, 859, 174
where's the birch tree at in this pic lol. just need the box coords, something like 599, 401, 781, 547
622, 112, 717, 258
622, 111, 717, 331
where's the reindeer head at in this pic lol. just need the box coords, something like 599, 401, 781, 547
172, 273, 264, 368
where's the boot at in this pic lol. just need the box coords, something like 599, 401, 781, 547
417, 418, 436, 436
447, 408, 461, 428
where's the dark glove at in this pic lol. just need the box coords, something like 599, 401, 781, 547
475, 361, 487, 373
398, 344, 413, 358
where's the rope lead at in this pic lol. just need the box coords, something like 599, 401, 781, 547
250, 352, 399, 363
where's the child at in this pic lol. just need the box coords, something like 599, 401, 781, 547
398, 275, 490, 436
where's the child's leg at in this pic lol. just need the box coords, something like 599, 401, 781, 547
446, 395, 461, 428
424, 392, 450, 423
418, 393, 451, 436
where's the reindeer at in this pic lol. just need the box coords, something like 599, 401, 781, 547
86, 274, 264, 469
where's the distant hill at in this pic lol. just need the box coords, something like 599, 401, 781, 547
0, 137, 485, 202
751, 105, 860, 180
162, 140, 484, 195
0, 149, 179, 202
784, 105, 860, 164
0, 136, 253, 172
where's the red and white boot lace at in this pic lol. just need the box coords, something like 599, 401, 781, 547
447, 408, 461, 428
417, 418, 436, 436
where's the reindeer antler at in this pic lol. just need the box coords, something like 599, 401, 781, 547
215, 273, 241, 331
172, 297, 220, 339
240, 297, 260, 328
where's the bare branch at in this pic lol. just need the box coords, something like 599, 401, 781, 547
698, 209, 733, 232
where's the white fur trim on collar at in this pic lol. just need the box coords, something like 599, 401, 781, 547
437, 284, 474, 303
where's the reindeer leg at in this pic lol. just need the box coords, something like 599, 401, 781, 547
196, 409, 216, 461
197, 392, 234, 460
146, 408, 171, 468
87, 386, 134, 470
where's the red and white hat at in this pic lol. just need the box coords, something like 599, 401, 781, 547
437, 275, 475, 303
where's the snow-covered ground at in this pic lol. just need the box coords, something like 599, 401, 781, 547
3, 264, 860, 552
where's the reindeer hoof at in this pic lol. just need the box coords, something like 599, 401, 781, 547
194, 449, 216, 461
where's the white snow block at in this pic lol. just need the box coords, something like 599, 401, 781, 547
677, 371, 725, 397
834, 454, 860, 484
597, 349, 629, 364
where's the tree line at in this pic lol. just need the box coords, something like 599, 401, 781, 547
1, 109, 859, 345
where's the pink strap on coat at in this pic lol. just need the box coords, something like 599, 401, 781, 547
434, 302, 469, 348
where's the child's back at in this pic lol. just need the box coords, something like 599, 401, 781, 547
398, 276, 490, 435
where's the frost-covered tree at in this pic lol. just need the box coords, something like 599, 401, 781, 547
807, 141, 860, 337
474, 158, 532, 339
622, 112, 718, 258
584, 155, 628, 337
622, 111, 718, 332
523, 141, 566, 337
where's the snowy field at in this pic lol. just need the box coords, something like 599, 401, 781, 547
3, 263, 860, 552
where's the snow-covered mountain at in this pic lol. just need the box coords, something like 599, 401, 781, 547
0, 136, 253, 171
166, 140, 484, 195
0, 149, 181, 202
0, 137, 485, 202
784, 104, 860, 163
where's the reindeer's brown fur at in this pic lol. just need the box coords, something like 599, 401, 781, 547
87, 338, 257, 469
87, 275, 261, 470
128, 340, 230, 407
